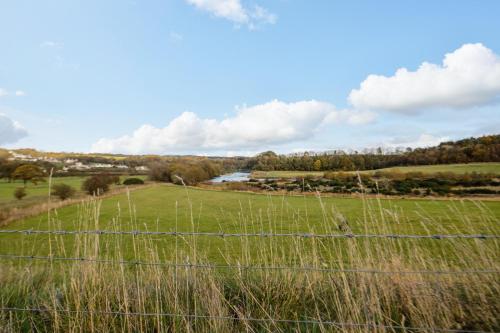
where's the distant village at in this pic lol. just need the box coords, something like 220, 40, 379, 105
7, 151, 149, 173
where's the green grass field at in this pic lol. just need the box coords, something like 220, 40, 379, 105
1, 184, 499, 332
378, 162, 500, 174
0, 177, 86, 203
251, 162, 500, 178
1, 184, 498, 261
0, 175, 147, 211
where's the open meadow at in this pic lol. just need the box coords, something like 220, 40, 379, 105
251, 162, 500, 179
1, 184, 499, 331
0, 175, 147, 211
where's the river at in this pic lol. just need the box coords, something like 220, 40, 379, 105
210, 172, 251, 183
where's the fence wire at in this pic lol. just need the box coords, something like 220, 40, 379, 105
0, 229, 498, 239
0, 307, 496, 333
0, 254, 497, 275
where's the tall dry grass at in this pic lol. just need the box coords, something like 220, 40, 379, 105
0, 187, 499, 332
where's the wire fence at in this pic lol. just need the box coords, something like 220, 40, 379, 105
1, 227, 498, 332
1, 229, 498, 239
0, 307, 495, 333
1, 254, 497, 275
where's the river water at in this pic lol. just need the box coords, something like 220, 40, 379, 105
210, 172, 251, 183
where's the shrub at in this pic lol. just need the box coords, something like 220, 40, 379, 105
82, 174, 114, 195
14, 187, 27, 200
52, 183, 76, 200
123, 178, 145, 185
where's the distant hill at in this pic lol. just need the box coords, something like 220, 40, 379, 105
2, 134, 499, 173
249, 134, 500, 172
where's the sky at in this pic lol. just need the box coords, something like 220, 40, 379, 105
0, 0, 499, 156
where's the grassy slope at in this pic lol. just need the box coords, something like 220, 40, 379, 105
0, 175, 147, 210
0, 177, 85, 204
1, 184, 498, 261
251, 162, 500, 178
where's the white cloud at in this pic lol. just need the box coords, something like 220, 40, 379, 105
169, 32, 183, 42
0, 89, 26, 97
91, 100, 373, 154
349, 43, 500, 113
384, 134, 449, 149
185, 0, 276, 28
0, 114, 28, 145
40, 41, 63, 48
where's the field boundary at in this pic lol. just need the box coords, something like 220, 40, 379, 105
1, 229, 498, 239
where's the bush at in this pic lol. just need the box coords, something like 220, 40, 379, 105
52, 183, 76, 200
148, 162, 171, 182
14, 187, 27, 200
82, 174, 114, 195
123, 178, 145, 185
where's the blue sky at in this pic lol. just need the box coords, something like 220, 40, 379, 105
1, 0, 499, 155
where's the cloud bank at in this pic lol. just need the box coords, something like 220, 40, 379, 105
349, 43, 500, 113
0, 114, 28, 145
385, 134, 450, 149
91, 100, 374, 154
185, 0, 276, 28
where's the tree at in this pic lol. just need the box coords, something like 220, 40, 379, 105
313, 159, 322, 171
12, 164, 45, 186
52, 183, 76, 200
14, 187, 27, 200
0, 160, 21, 182
82, 174, 114, 195
148, 162, 171, 182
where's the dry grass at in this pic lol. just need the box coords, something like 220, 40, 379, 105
0, 188, 498, 332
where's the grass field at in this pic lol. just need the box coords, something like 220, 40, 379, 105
378, 162, 500, 174
1, 184, 499, 260
0, 177, 85, 203
0, 184, 499, 331
0, 175, 147, 211
251, 162, 500, 178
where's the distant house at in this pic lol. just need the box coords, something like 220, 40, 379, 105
41, 156, 60, 163
71, 162, 91, 170
135, 166, 149, 172
8, 151, 38, 162
89, 163, 114, 168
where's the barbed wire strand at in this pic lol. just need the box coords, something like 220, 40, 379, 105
0, 229, 498, 239
0, 254, 497, 275
0, 307, 494, 333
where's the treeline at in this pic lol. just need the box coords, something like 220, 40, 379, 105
148, 159, 225, 185
248, 135, 500, 171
